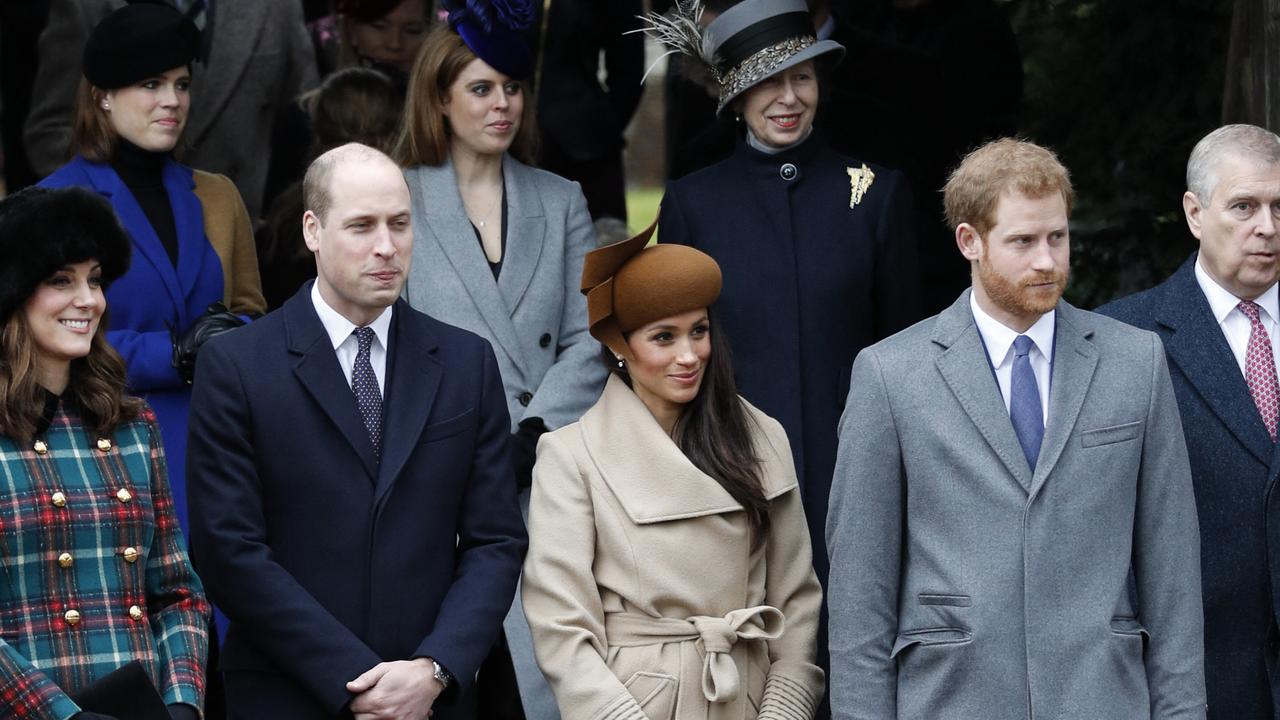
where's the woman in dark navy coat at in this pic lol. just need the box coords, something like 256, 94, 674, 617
651, 0, 922, 592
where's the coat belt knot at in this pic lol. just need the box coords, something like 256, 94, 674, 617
604, 605, 785, 703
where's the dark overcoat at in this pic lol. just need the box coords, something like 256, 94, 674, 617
185, 287, 527, 718
1099, 255, 1279, 719
658, 134, 921, 583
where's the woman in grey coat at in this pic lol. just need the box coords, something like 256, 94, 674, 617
394, 3, 604, 718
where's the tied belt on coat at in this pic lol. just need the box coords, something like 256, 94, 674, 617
604, 606, 785, 703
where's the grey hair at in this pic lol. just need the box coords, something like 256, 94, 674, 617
302, 142, 395, 226
1186, 124, 1280, 201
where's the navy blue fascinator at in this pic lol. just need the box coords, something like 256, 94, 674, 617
443, 0, 535, 79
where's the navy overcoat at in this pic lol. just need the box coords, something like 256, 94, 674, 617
658, 134, 921, 582
1100, 255, 1279, 718
186, 286, 527, 717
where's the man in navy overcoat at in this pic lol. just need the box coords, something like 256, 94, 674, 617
186, 144, 526, 719
1100, 123, 1280, 719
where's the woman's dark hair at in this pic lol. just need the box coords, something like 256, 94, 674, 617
0, 308, 142, 443
604, 312, 771, 547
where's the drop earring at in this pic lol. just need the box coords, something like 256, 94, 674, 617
616, 356, 625, 369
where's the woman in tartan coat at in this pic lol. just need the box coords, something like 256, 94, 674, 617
0, 186, 209, 720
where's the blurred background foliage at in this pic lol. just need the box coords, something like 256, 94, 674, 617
1007, 0, 1232, 307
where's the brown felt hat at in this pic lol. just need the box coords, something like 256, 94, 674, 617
581, 218, 722, 360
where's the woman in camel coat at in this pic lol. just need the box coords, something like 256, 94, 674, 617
522, 224, 825, 720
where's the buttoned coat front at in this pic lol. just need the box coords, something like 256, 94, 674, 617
402, 156, 605, 434
825, 292, 1207, 720
522, 376, 825, 720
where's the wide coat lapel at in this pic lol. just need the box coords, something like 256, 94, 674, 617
183, 1, 265, 150
165, 160, 223, 318
404, 161, 525, 369
580, 376, 798, 525
1155, 259, 1273, 466
1028, 302, 1098, 498
933, 291, 1033, 492
496, 157, 545, 314
80, 161, 186, 314
284, 286, 378, 481
374, 302, 441, 508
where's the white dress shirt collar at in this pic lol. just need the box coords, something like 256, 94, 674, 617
311, 282, 393, 352
1194, 255, 1280, 325
969, 292, 1056, 368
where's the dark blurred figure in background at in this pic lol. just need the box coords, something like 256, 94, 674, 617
258, 67, 403, 310
24, 0, 318, 219
263, 0, 432, 218
309, 0, 433, 89
0, 0, 50, 193
829, 0, 1022, 315
527, 0, 644, 237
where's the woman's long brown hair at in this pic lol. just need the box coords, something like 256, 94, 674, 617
0, 310, 142, 443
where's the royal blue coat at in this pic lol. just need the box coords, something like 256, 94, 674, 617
40, 156, 226, 535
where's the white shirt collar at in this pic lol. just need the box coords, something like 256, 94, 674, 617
1194, 255, 1280, 325
310, 281, 393, 351
969, 291, 1056, 367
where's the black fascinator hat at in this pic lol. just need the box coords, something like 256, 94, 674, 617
0, 187, 132, 324
442, 0, 535, 79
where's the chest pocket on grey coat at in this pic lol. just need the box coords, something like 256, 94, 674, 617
1080, 420, 1142, 448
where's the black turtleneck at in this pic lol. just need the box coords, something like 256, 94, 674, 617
111, 138, 179, 267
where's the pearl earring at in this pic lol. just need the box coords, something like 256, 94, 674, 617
616, 356, 624, 369
102, 102, 109, 110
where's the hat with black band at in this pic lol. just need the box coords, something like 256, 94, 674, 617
642, 0, 845, 116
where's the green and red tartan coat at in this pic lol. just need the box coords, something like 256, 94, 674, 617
0, 397, 209, 719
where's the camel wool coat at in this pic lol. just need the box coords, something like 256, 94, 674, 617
522, 375, 824, 720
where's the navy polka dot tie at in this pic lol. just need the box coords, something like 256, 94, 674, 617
352, 327, 383, 459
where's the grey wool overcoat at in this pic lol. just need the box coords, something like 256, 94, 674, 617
402, 155, 605, 433
826, 291, 1207, 720
523, 375, 825, 720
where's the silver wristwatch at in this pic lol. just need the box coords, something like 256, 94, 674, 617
431, 659, 453, 689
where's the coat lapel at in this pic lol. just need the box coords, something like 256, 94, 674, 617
1028, 303, 1098, 498
284, 287, 378, 481
495, 157, 545, 313
373, 303, 441, 507
580, 376, 797, 524
164, 161, 221, 320
183, 3, 265, 150
405, 163, 526, 370
81, 162, 186, 314
933, 291, 1033, 492
1156, 259, 1273, 466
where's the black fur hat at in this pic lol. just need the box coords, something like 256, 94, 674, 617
0, 186, 132, 324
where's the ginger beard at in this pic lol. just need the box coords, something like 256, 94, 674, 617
977, 243, 1069, 320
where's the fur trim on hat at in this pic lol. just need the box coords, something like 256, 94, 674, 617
0, 186, 132, 324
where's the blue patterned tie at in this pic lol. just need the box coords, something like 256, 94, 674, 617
352, 327, 383, 459
1010, 335, 1044, 472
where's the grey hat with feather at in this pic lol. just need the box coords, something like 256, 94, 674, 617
642, 0, 844, 116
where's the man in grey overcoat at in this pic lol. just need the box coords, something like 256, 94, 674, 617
826, 138, 1207, 719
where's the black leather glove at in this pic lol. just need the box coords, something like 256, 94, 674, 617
168, 704, 199, 720
172, 302, 247, 385
511, 417, 548, 490
73, 713, 120, 720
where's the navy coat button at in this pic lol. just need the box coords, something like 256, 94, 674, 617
539, 333, 552, 348
780, 163, 798, 181
518, 392, 533, 406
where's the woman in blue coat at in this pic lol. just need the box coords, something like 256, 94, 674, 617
39, 3, 266, 536
650, 0, 922, 597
